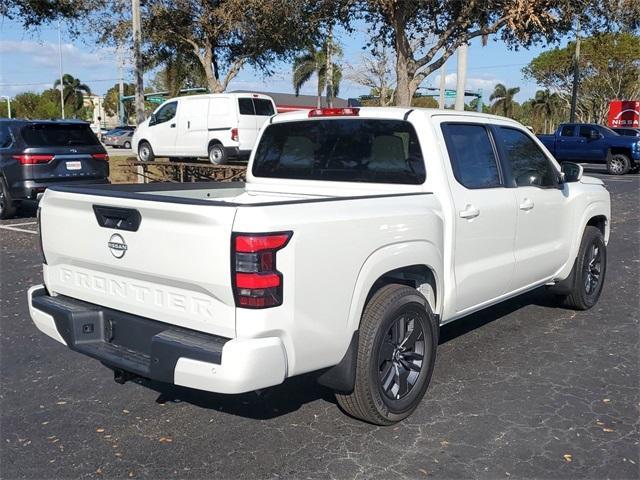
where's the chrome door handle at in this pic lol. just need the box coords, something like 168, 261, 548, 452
459, 204, 480, 219
170, 123, 176, 128
187, 121, 191, 129
519, 198, 535, 211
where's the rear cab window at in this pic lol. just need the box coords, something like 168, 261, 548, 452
252, 119, 425, 185
20, 123, 100, 147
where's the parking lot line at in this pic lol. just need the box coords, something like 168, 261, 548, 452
3, 221, 37, 227
0, 225, 38, 235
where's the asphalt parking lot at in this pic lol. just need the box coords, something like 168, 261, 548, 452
1, 166, 638, 479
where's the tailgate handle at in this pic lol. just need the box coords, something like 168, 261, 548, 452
93, 205, 141, 232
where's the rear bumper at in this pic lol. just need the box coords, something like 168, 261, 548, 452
28, 285, 287, 394
11, 178, 110, 200
224, 147, 251, 159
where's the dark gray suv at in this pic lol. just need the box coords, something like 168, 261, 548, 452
0, 119, 110, 218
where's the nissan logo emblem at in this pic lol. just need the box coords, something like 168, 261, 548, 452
108, 233, 128, 258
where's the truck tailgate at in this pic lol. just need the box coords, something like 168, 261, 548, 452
39, 189, 238, 338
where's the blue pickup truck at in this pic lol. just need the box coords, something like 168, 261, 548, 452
538, 123, 640, 175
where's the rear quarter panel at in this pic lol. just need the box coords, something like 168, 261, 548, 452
233, 193, 444, 376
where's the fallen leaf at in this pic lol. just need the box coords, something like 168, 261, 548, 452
96, 428, 105, 433
115, 452, 122, 458
603, 399, 611, 403
123, 410, 130, 414
56, 401, 67, 405
602, 428, 614, 432
418, 468, 428, 476
596, 421, 604, 426
563, 454, 573, 462
128, 471, 135, 478
96, 467, 103, 475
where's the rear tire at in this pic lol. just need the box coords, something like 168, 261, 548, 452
557, 226, 607, 310
0, 177, 16, 220
335, 284, 438, 425
208, 143, 227, 165
607, 153, 630, 175
123, 141, 131, 149
138, 141, 155, 162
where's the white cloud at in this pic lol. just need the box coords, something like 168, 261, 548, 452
0, 40, 115, 70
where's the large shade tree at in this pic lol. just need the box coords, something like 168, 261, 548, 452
358, 0, 638, 106
108, 0, 343, 94
523, 32, 640, 123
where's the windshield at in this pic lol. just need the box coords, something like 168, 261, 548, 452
21, 123, 100, 147
252, 119, 426, 185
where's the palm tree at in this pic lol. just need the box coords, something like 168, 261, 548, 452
489, 83, 520, 118
531, 89, 563, 133
53, 74, 91, 115
292, 38, 342, 108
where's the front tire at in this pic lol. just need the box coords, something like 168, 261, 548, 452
557, 226, 607, 310
137, 141, 155, 162
607, 153, 630, 175
208, 143, 227, 165
336, 284, 438, 425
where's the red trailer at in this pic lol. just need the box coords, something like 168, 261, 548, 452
608, 100, 640, 128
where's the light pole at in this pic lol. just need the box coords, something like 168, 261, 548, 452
58, 21, 65, 119
0, 96, 10, 118
132, 0, 145, 124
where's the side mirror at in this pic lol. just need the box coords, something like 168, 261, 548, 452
561, 162, 583, 182
148, 114, 156, 126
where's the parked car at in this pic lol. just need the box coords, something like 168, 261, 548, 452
0, 119, 109, 219
103, 130, 133, 149
537, 123, 640, 174
29, 108, 610, 425
612, 127, 640, 137
132, 93, 276, 165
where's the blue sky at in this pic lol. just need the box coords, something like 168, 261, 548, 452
0, 17, 568, 105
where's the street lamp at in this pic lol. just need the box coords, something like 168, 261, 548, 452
0, 96, 10, 118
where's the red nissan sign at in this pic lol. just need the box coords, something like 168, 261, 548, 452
608, 100, 640, 128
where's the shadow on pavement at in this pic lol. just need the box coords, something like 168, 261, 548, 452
135, 287, 567, 420
138, 370, 335, 421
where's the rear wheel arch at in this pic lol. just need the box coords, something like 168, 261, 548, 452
586, 215, 607, 237
366, 265, 438, 316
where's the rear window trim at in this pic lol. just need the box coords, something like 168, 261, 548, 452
251, 118, 427, 186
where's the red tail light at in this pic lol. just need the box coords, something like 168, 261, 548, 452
232, 231, 292, 308
308, 108, 360, 118
92, 153, 109, 161
231, 128, 239, 142
13, 154, 54, 165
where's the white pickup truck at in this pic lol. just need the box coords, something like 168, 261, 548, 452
29, 107, 610, 425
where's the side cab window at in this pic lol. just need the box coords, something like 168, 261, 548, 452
559, 125, 575, 137
495, 127, 560, 188
441, 123, 503, 189
150, 101, 177, 126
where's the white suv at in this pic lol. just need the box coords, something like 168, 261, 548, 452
132, 93, 276, 164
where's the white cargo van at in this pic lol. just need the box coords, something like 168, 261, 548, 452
132, 93, 276, 164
